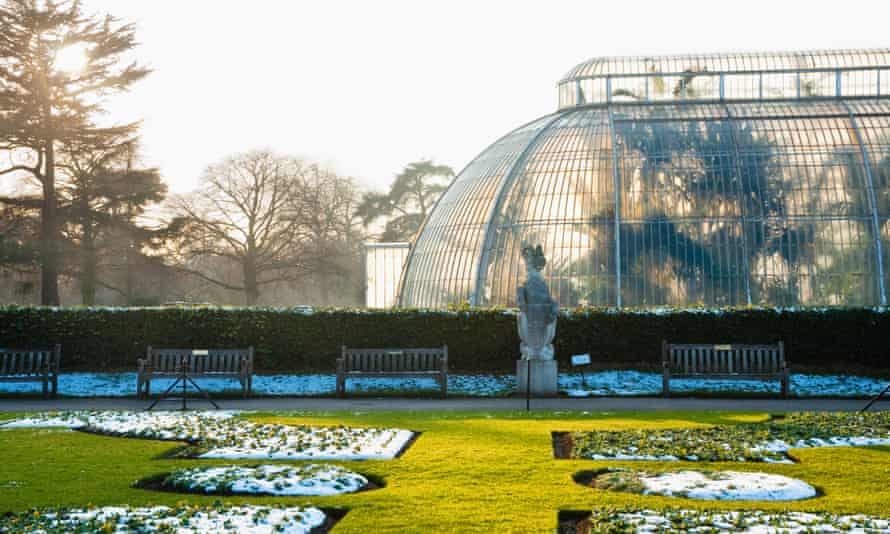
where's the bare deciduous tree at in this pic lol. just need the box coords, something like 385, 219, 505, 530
291, 164, 364, 303
173, 150, 314, 305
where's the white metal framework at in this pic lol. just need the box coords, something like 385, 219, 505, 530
365, 242, 410, 308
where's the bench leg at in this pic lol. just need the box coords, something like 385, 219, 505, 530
440, 374, 448, 398
241, 376, 251, 399
42, 378, 48, 399
336, 374, 345, 397
662, 369, 671, 398
51, 375, 58, 398
781, 372, 790, 398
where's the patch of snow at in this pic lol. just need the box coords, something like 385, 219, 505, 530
1, 411, 414, 460
26, 505, 325, 533
587, 453, 681, 462
0, 372, 515, 397
638, 470, 816, 501
198, 428, 414, 460
0, 410, 236, 433
1, 370, 886, 397
164, 463, 367, 496
589, 510, 890, 533
752, 436, 890, 455
582, 435, 890, 463
562, 370, 890, 397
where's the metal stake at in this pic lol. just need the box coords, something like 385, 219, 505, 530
146, 357, 219, 411
861, 383, 890, 413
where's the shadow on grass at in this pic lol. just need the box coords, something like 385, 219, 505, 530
557, 510, 591, 534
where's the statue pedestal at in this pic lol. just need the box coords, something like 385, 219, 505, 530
516, 359, 558, 397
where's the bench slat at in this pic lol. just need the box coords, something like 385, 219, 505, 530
342, 351, 449, 373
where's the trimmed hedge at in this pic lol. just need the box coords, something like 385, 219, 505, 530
0, 306, 888, 372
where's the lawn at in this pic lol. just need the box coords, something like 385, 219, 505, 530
0, 410, 888, 533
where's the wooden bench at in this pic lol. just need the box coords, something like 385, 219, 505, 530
337, 345, 448, 397
662, 341, 789, 397
137, 346, 254, 399
0, 345, 61, 398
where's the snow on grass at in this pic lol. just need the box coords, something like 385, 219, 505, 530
0, 410, 414, 460
582, 509, 890, 533
571, 411, 890, 463
595, 469, 816, 501
561, 370, 890, 397
198, 427, 414, 461
1, 370, 886, 397
160, 463, 367, 496
0, 410, 236, 435
0, 505, 326, 533
0, 372, 515, 397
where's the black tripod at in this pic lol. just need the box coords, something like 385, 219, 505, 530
146, 357, 219, 411
861, 382, 890, 413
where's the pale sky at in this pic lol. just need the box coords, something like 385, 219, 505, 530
84, 0, 889, 194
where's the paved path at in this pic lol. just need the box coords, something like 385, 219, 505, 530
0, 396, 885, 412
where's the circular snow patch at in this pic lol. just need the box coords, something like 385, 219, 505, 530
160, 463, 368, 496
590, 469, 816, 501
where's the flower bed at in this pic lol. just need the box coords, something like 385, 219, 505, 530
1, 411, 415, 460
0, 505, 327, 533
564, 509, 890, 533
567, 412, 890, 462
583, 469, 816, 501
155, 464, 368, 496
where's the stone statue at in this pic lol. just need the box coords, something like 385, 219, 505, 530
516, 244, 558, 360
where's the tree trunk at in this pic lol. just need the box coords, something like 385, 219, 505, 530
124, 201, 135, 305
124, 149, 135, 304
80, 195, 96, 305
244, 257, 259, 306
40, 141, 61, 306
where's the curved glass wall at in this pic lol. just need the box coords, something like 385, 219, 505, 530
397, 115, 557, 306
399, 50, 890, 309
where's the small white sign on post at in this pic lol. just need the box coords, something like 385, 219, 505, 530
571, 353, 591, 366
192, 349, 209, 356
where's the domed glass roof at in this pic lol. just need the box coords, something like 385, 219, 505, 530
398, 50, 890, 309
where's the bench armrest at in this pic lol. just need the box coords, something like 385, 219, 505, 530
137, 358, 150, 374
336, 357, 344, 373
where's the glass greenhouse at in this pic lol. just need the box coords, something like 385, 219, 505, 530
397, 49, 890, 309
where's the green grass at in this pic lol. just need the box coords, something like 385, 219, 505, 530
1, 410, 889, 533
